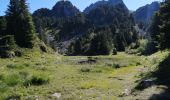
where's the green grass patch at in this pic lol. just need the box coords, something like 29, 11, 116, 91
6, 64, 24, 69
79, 81, 97, 89
0, 82, 8, 92
4, 73, 21, 86
0, 52, 147, 99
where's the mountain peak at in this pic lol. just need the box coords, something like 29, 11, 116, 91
84, 0, 127, 13
56, 0, 72, 5
108, 0, 124, 5
51, 0, 80, 18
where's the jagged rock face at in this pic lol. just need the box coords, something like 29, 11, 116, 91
84, 0, 128, 13
133, 2, 160, 24
51, 1, 80, 18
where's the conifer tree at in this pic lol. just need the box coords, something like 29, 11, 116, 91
6, 0, 36, 48
74, 39, 82, 54
147, 12, 161, 53
0, 0, 17, 57
88, 28, 113, 55
159, 0, 170, 49
6, 0, 19, 36
0, 17, 7, 36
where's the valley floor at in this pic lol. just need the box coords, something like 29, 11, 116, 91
0, 51, 168, 100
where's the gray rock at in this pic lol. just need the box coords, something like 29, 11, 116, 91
140, 79, 155, 89
52, 93, 61, 99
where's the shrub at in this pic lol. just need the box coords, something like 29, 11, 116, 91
125, 39, 148, 55
0, 51, 15, 58
80, 67, 91, 72
0, 35, 16, 58
137, 47, 145, 54
14, 50, 22, 57
136, 62, 141, 66
93, 69, 102, 73
24, 75, 49, 86
112, 48, 117, 55
24, 63, 30, 67
0, 35, 16, 50
31, 76, 48, 85
40, 45, 47, 52
112, 63, 120, 68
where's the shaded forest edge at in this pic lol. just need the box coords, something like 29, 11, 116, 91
0, 0, 53, 58
133, 0, 170, 99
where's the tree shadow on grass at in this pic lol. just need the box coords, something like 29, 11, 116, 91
135, 54, 170, 100
149, 54, 170, 100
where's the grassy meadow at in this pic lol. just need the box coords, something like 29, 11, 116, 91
0, 50, 168, 100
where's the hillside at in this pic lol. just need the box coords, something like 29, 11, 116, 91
133, 1, 160, 30
33, 0, 137, 55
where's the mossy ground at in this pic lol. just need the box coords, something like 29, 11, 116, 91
0, 50, 167, 100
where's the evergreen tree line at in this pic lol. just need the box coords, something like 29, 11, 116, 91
67, 26, 114, 55
66, 4, 138, 55
0, 0, 37, 57
148, 0, 170, 53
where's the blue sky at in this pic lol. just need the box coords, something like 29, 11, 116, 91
0, 0, 160, 16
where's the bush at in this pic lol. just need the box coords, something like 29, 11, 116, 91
0, 51, 15, 58
31, 76, 48, 85
24, 75, 49, 86
106, 63, 122, 69
14, 50, 22, 57
0, 35, 16, 50
0, 35, 16, 58
136, 62, 141, 66
40, 45, 47, 52
125, 39, 148, 55
112, 48, 117, 55
137, 46, 145, 55
80, 67, 91, 72
38, 41, 52, 53
114, 64, 120, 68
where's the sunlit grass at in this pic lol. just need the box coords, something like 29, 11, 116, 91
0, 50, 146, 99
